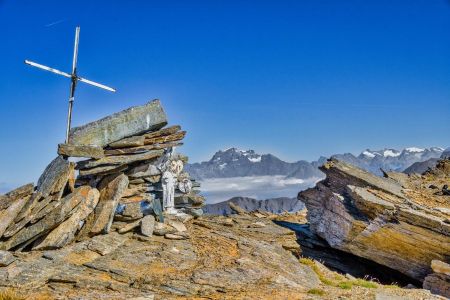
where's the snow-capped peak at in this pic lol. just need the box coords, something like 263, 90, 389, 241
405, 147, 425, 153
362, 150, 377, 158
383, 149, 401, 157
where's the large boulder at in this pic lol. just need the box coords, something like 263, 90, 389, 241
298, 158, 450, 282
68, 99, 167, 147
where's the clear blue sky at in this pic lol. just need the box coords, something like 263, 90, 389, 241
0, 1, 449, 191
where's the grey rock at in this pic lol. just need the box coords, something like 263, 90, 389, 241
127, 162, 161, 178
90, 174, 129, 235
140, 215, 155, 237
68, 99, 167, 147
58, 143, 105, 159
0, 250, 16, 266
87, 232, 127, 255
121, 202, 143, 219
76, 149, 164, 170
37, 156, 73, 197
423, 272, 450, 298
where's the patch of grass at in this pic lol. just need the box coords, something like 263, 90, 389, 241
299, 257, 334, 286
0, 289, 24, 300
351, 278, 378, 288
338, 281, 353, 289
307, 288, 326, 295
385, 284, 400, 289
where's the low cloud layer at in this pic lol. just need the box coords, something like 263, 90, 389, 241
199, 175, 322, 204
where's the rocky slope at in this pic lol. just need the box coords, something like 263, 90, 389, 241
298, 158, 450, 297
203, 196, 305, 215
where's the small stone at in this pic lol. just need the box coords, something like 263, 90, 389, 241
0, 250, 16, 266
118, 219, 141, 234
188, 208, 203, 218
122, 202, 144, 219
76, 150, 164, 170
167, 220, 187, 232
140, 215, 155, 237
249, 222, 266, 228
431, 260, 450, 275
153, 222, 174, 236
165, 233, 188, 240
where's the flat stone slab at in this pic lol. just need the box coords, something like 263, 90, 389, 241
68, 99, 168, 147
58, 143, 105, 159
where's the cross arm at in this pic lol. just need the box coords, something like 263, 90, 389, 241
77, 76, 116, 92
24, 60, 72, 78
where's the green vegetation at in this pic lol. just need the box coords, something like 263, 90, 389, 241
299, 257, 379, 290
307, 288, 326, 295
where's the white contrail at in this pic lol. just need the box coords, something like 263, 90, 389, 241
45, 19, 66, 27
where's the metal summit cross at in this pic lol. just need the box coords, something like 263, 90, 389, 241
25, 26, 116, 143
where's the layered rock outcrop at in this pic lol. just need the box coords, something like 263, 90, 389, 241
298, 158, 450, 290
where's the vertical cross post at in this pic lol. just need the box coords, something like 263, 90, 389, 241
25, 26, 116, 144
66, 27, 80, 143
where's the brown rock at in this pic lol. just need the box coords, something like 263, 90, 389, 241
229, 202, 247, 215
90, 174, 129, 235
143, 131, 186, 146
34, 188, 100, 249
76, 150, 164, 170
108, 136, 145, 148
0, 194, 31, 237
58, 143, 105, 159
143, 125, 181, 139
104, 142, 182, 156
0, 183, 34, 210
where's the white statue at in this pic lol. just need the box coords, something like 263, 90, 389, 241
162, 170, 177, 214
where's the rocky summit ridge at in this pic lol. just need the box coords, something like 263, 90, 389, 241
299, 158, 450, 298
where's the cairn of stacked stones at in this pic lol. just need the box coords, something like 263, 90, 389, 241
0, 99, 204, 252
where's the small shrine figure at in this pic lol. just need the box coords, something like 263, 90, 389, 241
162, 170, 177, 214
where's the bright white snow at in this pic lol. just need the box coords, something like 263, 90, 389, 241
383, 150, 400, 157
362, 151, 376, 158
405, 147, 425, 153
248, 156, 262, 163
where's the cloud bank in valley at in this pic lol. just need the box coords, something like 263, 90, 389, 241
199, 175, 321, 204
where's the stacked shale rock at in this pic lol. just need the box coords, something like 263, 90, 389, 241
0, 99, 204, 251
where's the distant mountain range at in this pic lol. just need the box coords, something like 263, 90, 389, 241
403, 148, 450, 174
186, 146, 446, 180
203, 196, 304, 215
185, 149, 323, 180
185, 146, 447, 204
